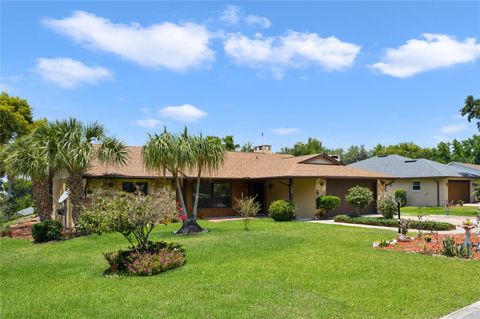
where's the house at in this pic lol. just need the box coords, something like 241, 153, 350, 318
448, 162, 480, 175
52, 145, 390, 228
349, 155, 480, 207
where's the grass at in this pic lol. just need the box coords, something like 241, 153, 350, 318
1, 220, 479, 319
401, 206, 479, 217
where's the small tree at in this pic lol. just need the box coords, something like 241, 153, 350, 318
345, 186, 374, 217
394, 189, 407, 207
315, 196, 340, 219
378, 195, 397, 219
79, 192, 178, 251
233, 195, 261, 230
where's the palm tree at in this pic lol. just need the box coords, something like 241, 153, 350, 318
4, 124, 56, 221
190, 134, 226, 229
50, 118, 128, 226
143, 128, 195, 232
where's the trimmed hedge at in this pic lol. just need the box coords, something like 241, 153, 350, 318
333, 215, 456, 231
268, 200, 296, 221
31, 220, 63, 243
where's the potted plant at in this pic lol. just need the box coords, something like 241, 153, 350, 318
462, 219, 475, 247
397, 219, 412, 242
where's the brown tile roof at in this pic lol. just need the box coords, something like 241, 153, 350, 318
84, 146, 389, 179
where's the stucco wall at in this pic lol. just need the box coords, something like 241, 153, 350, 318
385, 179, 445, 207
293, 179, 317, 219
266, 179, 290, 209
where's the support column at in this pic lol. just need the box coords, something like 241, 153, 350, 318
315, 178, 327, 197
288, 178, 293, 201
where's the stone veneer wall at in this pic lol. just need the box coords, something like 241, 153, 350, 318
84, 178, 176, 206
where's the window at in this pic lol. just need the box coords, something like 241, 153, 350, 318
122, 182, 148, 195
196, 182, 232, 209
412, 181, 421, 191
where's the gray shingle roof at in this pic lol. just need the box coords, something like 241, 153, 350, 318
448, 162, 480, 176
349, 155, 480, 179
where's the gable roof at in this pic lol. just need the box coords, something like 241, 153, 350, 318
350, 155, 480, 179
84, 146, 388, 180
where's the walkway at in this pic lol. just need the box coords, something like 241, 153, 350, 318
440, 301, 480, 319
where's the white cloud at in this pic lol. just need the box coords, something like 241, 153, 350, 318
42, 11, 214, 71
224, 31, 360, 78
134, 118, 161, 128
220, 5, 240, 25
245, 15, 271, 29
371, 34, 480, 77
158, 104, 207, 122
35, 57, 112, 88
440, 123, 467, 134
271, 128, 300, 135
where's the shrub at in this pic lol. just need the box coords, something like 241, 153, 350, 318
345, 186, 374, 216
333, 215, 455, 231
268, 200, 296, 221
394, 189, 407, 207
378, 195, 398, 219
315, 196, 340, 219
474, 181, 480, 201
457, 200, 464, 206
441, 237, 472, 259
233, 195, 261, 230
103, 241, 186, 275
79, 192, 178, 250
31, 220, 63, 243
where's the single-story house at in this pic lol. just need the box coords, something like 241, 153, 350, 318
349, 155, 480, 207
52, 145, 390, 228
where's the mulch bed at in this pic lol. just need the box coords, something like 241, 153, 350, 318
377, 233, 480, 260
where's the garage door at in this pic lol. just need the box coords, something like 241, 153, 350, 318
326, 179, 377, 217
448, 180, 470, 204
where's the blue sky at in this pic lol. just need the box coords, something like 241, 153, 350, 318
1, 1, 479, 151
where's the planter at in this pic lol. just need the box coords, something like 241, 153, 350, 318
315, 208, 327, 220
462, 226, 475, 247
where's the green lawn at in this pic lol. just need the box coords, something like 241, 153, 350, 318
1, 220, 478, 319
400, 205, 479, 217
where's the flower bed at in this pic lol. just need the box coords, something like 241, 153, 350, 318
373, 233, 480, 260
104, 241, 186, 276
333, 215, 456, 231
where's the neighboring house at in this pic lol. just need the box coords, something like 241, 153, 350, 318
350, 155, 480, 207
52, 145, 389, 228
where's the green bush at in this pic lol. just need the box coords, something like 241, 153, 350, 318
345, 186, 374, 216
315, 196, 340, 218
394, 189, 407, 207
268, 200, 296, 221
378, 195, 398, 219
333, 215, 455, 231
31, 220, 63, 243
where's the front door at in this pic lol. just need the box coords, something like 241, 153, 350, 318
249, 182, 265, 214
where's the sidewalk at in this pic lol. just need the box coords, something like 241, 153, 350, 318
440, 301, 480, 319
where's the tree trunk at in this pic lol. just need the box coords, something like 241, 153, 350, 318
67, 172, 84, 227
192, 169, 202, 222
32, 179, 52, 221
174, 176, 207, 235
